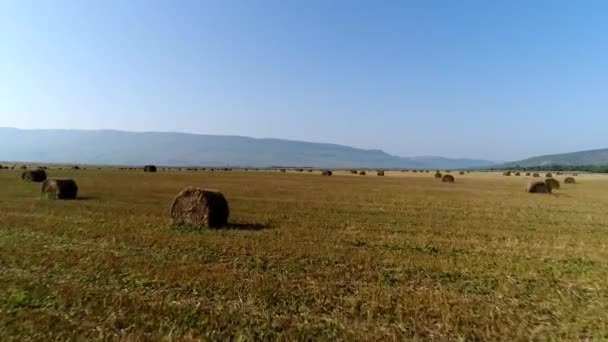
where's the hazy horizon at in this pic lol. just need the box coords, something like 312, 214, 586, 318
1, 1, 607, 161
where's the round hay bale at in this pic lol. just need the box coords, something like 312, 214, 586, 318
170, 187, 229, 228
545, 172, 553, 178
322, 170, 333, 176
41, 179, 78, 199
144, 165, 157, 172
545, 178, 560, 190
503, 171, 512, 176
525, 172, 531, 176
72, 166, 80, 170
532, 173, 540, 177
442, 174, 455, 183
359, 171, 366, 176
459, 171, 465, 175
307, 169, 313, 172
22, 169, 47, 182
377, 170, 385, 176
564, 177, 576, 184
20, 165, 28, 170
515, 172, 521, 176
349, 170, 358, 175
280, 169, 286, 173
527, 180, 552, 193
434, 171, 442, 179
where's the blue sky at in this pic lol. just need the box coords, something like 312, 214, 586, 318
0, 0, 606, 161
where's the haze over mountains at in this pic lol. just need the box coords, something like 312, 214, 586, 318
0, 128, 498, 169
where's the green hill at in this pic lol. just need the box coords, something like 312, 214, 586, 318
503, 148, 608, 168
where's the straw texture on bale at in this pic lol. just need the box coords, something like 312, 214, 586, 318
442, 174, 455, 183
170, 187, 229, 228
22, 169, 47, 182
527, 180, 552, 194
144, 165, 157, 172
532, 173, 540, 177
545, 178, 560, 190
545, 173, 553, 178
564, 177, 576, 184
41, 179, 78, 199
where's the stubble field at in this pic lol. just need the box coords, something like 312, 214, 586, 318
1, 168, 608, 340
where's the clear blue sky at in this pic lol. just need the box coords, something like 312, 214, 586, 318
1, 0, 606, 161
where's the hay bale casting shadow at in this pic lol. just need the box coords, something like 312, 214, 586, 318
42, 179, 78, 199
442, 175, 455, 183
170, 187, 229, 228
22, 169, 47, 182
144, 165, 157, 172
322, 170, 333, 176
564, 177, 576, 184
527, 180, 552, 194
546, 178, 560, 190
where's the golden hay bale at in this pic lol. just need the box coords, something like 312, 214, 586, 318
503, 171, 512, 176
359, 171, 366, 176
170, 187, 229, 228
280, 169, 286, 173
545, 178, 560, 190
442, 174, 455, 183
525, 172, 531, 176
144, 165, 157, 172
515, 172, 521, 176
41, 179, 78, 199
459, 171, 465, 175
527, 180, 552, 193
349, 170, 357, 174
377, 170, 385, 176
322, 170, 333, 176
434, 171, 442, 179
532, 173, 540, 177
296, 168, 304, 172
545, 172, 553, 178
307, 169, 313, 172
564, 177, 576, 184
22, 169, 47, 182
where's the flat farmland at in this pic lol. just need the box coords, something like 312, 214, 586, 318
1, 169, 608, 340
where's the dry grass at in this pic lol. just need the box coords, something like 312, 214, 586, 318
1, 168, 608, 340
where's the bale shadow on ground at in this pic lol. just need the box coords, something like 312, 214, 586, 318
75, 196, 97, 201
225, 222, 272, 231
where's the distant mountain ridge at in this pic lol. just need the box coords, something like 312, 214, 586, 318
0, 128, 497, 169
502, 148, 608, 168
